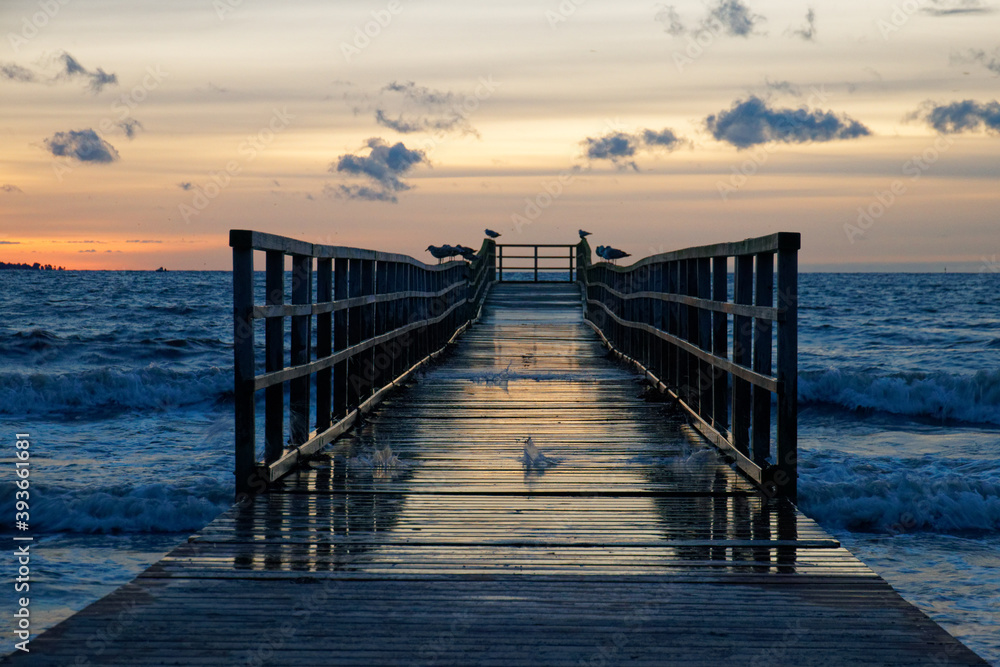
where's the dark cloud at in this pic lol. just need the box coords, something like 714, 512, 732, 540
953, 48, 1000, 75
0, 63, 37, 83
1, 184, 23, 194
177, 182, 194, 191
330, 138, 428, 203
117, 119, 143, 139
58, 52, 117, 93
44, 129, 120, 163
705, 96, 871, 148
372, 81, 478, 136
78, 249, 97, 253
0, 241, 21, 244
914, 99, 1000, 133
922, 0, 993, 14
126, 239, 163, 243
705, 0, 765, 37
582, 128, 687, 170
654, 4, 686, 35
790, 8, 816, 41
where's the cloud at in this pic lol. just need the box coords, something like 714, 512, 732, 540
78, 249, 97, 253
705, 0, 765, 37
0, 241, 21, 244
654, 4, 686, 35
57, 52, 118, 93
330, 138, 428, 203
1, 53, 117, 93
126, 239, 163, 243
953, 48, 1000, 75
371, 81, 478, 136
922, 0, 994, 14
117, 119, 143, 139
1, 184, 23, 194
764, 78, 802, 96
790, 8, 816, 41
913, 99, 1000, 133
44, 129, 120, 163
705, 96, 871, 148
582, 127, 687, 170
177, 182, 194, 191
0, 63, 37, 83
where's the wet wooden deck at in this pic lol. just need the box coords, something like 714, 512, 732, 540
8, 284, 985, 665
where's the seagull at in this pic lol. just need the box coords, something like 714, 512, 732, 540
484, 229, 501, 238
578, 230, 592, 238
426, 245, 455, 263
454, 244, 477, 260
603, 247, 631, 264
595, 245, 607, 260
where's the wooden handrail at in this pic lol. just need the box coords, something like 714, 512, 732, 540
576, 233, 799, 501
230, 230, 497, 499
496, 243, 577, 282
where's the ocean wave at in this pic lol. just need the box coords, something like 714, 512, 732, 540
0, 479, 232, 534
799, 451, 1000, 535
799, 369, 1000, 425
0, 365, 233, 415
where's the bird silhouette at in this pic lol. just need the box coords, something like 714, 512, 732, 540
595, 245, 607, 259
426, 245, 455, 263
579, 230, 592, 238
454, 244, 477, 260
603, 247, 631, 264
484, 229, 501, 238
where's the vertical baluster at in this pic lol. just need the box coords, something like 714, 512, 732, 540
265, 251, 284, 462
697, 257, 713, 424
333, 258, 349, 419
732, 254, 753, 457
289, 255, 312, 445
374, 260, 388, 394
347, 259, 363, 411
667, 261, 679, 390
712, 256, 729, 434
752, 252, 774, 467
316, 257, 332, 431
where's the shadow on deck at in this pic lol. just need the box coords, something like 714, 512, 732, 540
5, 284, 986, 666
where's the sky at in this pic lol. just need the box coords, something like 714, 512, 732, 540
0, 0, 998, 271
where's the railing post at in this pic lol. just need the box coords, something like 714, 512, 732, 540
265, 251, 284, 464
347, 259, 363, 410
289, 255, 312, 446
498, 245, 504, 282
776, 239, 799, 502
333, 258, 349, 419
232, 245, 255, 499
316, 257, 333, 431
534, 246, 539, 282
712, 256, 729, 434
732, 255, 753, 457
752, 253, 774, 468
697, 257, 712, 422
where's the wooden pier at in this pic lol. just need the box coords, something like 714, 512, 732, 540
5, 234, 986, 665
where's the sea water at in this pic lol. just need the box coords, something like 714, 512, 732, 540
1, 270, 998, 662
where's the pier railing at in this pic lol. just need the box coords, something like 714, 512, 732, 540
230, 230, 496, 498
497, 244, 577, 282
577, 233, 800, 500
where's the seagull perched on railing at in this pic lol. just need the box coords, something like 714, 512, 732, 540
603, 247, 631, 264
595, 245, 607, 260
454, 244, 477, 260
579, 230, 592, 239
426, 245, 456, 263
484, 229, 501, 239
